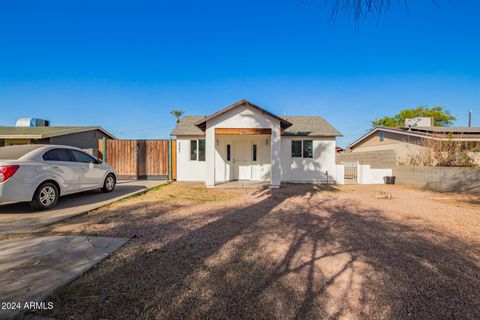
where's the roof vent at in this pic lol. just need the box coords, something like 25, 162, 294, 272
15, 118, 50, 127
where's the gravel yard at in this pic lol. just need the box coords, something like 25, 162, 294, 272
34, 182, 480, 320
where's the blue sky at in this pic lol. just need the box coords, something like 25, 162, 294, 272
1, 0, 479, 147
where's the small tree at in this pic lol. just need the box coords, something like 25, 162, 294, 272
170, 109, 184, 123
373, 106, 456, 128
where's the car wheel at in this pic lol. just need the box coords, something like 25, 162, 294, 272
30, 182, 59, 210
101, 174, 116, 193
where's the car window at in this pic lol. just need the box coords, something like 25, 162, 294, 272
42, 149, 73, 162
71, 150, 97, 164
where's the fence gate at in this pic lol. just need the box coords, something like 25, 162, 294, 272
99, 139, 176, 180
342, 161, 358, 184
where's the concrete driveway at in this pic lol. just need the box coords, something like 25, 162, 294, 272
0, 180, 166, 237
0, 235, 129, 319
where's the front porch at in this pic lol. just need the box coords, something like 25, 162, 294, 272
206, 127, 282, 188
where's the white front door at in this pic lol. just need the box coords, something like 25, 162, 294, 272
233, 139, 251, 180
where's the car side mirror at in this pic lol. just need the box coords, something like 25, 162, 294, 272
96, 158, 103, 164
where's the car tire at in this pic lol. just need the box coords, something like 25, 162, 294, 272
30, 182, 59, 210
101, 174, 116, 193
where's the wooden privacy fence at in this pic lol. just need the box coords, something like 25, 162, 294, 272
98, 139, 176, 180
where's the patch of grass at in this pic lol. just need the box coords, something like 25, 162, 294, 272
145, 182, 172, 193
142, 183, 239, 203
437, 265, 459, 278
116, 181, 171, 201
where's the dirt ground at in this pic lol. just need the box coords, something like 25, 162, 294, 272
33, 182, 480, 320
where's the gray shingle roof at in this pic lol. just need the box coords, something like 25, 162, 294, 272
0, 126, 116, 139
282, 116, 342, 136
170, 116, 206, 136
170, 115, 342, 137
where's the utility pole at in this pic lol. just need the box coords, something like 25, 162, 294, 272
468, 110, 472, 127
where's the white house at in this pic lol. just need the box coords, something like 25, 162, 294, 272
170, 100, 342, 188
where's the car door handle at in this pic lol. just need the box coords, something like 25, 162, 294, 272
80, 167, 88, 171
50, 165, 60, 169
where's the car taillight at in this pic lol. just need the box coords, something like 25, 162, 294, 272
0, 165, 20, 183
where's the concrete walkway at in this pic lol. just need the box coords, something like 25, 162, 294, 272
0, 235, 128, 319
0, 180, 166, 237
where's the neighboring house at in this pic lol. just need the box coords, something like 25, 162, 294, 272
0, 126, 116, 150
345, 125, 480, 165
170, 99, 341, 187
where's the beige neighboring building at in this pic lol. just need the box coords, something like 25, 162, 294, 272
345, 125, 480, 165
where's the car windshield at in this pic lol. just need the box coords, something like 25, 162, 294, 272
0, 145, 43, 160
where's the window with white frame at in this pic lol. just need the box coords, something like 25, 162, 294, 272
291, 140, 313, 158
190, 139, 205, 161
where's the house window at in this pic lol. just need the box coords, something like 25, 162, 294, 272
379, 132, 385, 142
198, 139, 205, 161
291, 140, 302, 157
292, 140, 313, 158
190, 140, 197, 161
226, 144, 231, 161
190, 139, 206, 161
303, 140, 313, 158
0, 140, 4, 147
252, 144, 257, 161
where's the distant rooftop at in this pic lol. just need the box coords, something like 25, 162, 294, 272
347, 126, 480, 150
0, 126, 116, 139
408, 126, 480, 134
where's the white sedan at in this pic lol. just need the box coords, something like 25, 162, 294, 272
0, 145, 116, 210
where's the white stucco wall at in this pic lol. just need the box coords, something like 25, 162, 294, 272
207, 104, 281, 129
358, 165, 392, 184
176, 136, 206, 181
335, 165, 345, 185
280, 136, 337, 183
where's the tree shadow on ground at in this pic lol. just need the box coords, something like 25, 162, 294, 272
43, 184, 480, 320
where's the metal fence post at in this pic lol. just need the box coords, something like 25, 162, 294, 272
168, 139, 172, 180
102, 137, 107, 163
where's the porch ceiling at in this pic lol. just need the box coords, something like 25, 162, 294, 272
214, 128, 272, 135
